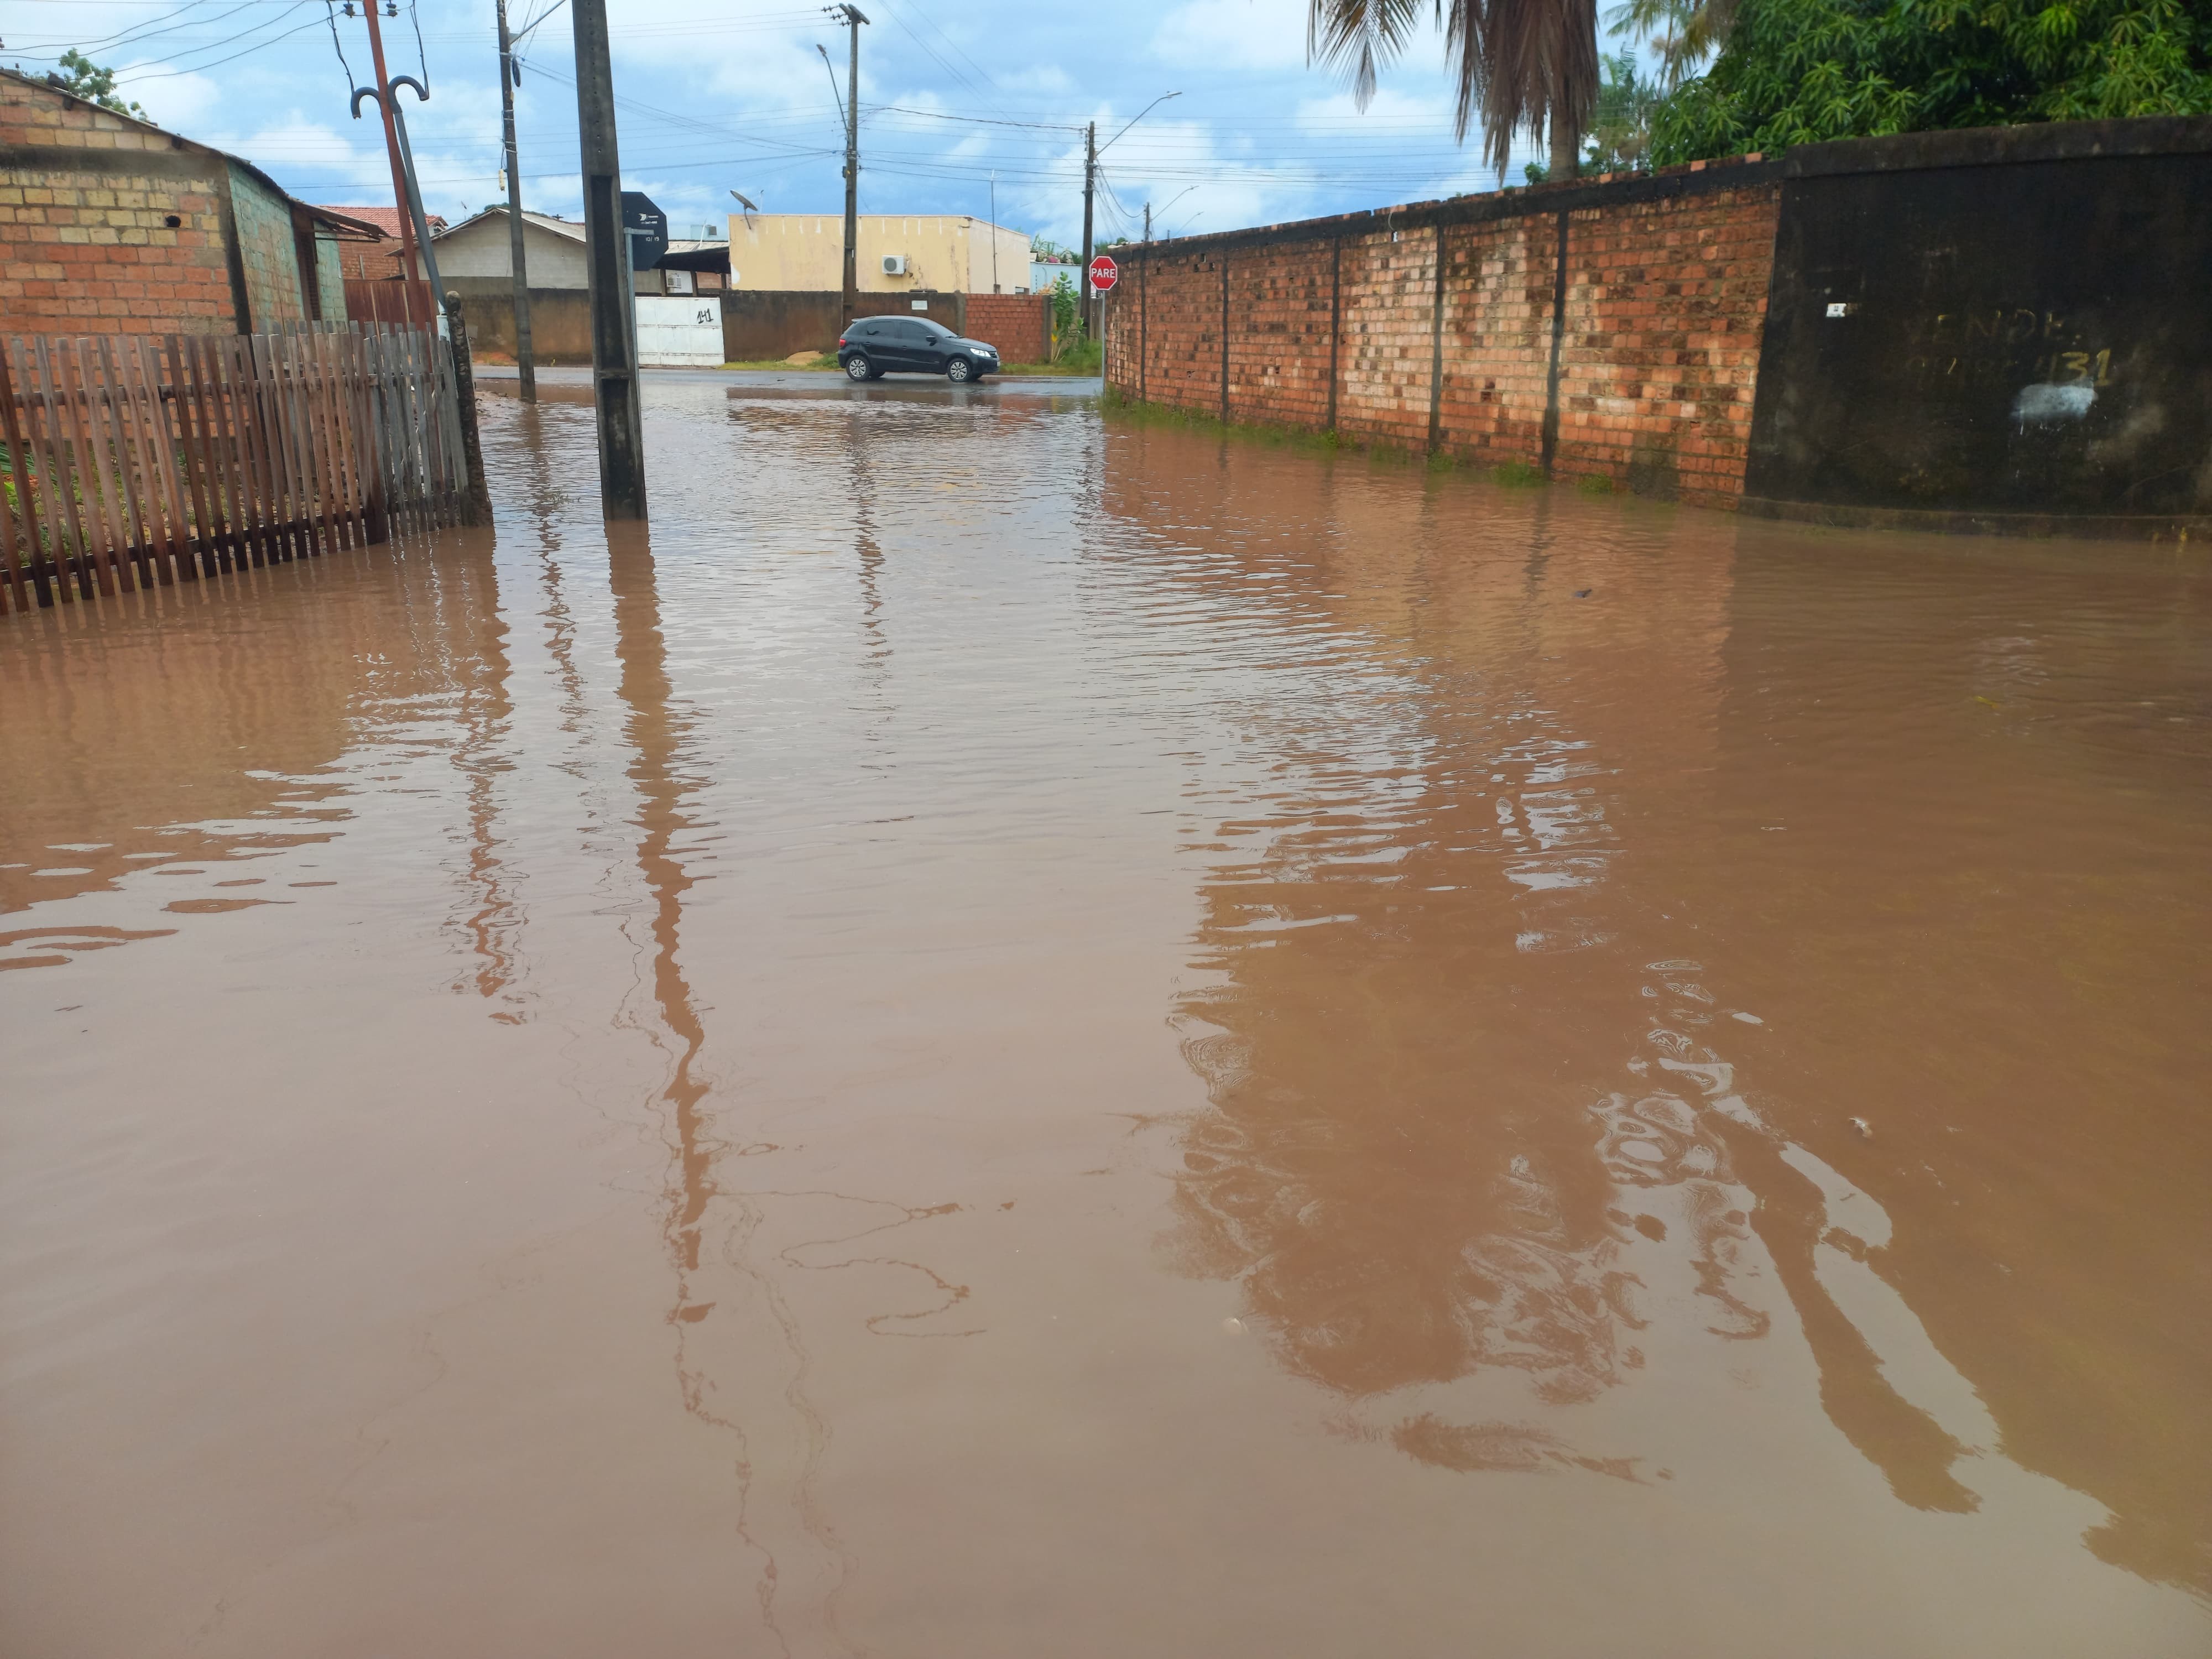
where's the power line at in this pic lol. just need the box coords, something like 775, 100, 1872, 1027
8, 0, 291, 58
117, 7, 328, 81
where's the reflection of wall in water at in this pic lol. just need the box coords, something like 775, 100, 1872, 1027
1100, 432, 1739, 1429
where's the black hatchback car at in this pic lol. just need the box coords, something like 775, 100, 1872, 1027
838, 316, 1000, 382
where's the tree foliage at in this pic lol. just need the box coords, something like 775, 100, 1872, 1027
1308, 0, 1601, 175
48, 49, 144, 119
1650, 0, 2212, 164
1522, 49, 1666, 179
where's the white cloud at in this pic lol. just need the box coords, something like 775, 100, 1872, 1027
1150, 0, 1312, 73
119, 65, 222, 133
1293, 85, 1453, 131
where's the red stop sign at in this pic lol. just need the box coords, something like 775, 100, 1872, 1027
1088, 254, 1119, 291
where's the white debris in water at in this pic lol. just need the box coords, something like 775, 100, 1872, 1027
1731, 1011, 1764, 1024
1222, 1317, 1245, 1337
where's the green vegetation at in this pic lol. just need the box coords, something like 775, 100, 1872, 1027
721, 356, 841, 371
1650, 0, 2212, 164
1526, 50, 1667, 179
48, 50, 145, 118
1493, 458, 1548, 486
1047, 272, 1080, 340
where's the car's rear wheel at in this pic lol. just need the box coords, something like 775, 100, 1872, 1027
845, 353, 875, 382
946, 356, 974, 383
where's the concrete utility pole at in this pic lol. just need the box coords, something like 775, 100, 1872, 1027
495, 0, 535, 402
1144, 201, 1150, 243
1079, 120, 1095, 335
356, 0, 421, 312
1084, 94, 1178, 339
572, 0, 646, 519
830, 4, 868, 328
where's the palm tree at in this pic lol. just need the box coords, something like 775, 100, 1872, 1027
1307, 0, 1602, 179
1602, 0, 1738, 89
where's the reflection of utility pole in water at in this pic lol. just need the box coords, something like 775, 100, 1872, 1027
843, 409, 894, 728
439, 535, 525, 1020
604, 525, 859, 1653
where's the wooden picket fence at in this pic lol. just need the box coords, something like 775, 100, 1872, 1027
0, 321, 469, 615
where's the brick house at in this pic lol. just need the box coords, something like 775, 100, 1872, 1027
0, 66, 385, 333
322, 204, 448, 282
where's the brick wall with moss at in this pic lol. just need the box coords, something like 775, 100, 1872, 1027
313, 229, 348, 322
226, 161, 305, 330
1108, 161, 1781, 507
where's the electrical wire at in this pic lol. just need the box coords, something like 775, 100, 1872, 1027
8, 0, 280, 59
322, 0, 356, 93
114, 5, 326, 82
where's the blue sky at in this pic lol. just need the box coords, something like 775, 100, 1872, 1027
5, 0, 1574, 248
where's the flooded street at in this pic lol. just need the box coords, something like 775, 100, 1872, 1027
3, 368, 2207, 1656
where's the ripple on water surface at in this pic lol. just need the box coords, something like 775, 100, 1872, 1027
2, 370, 2207, 1657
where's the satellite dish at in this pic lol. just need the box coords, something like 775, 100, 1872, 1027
729, 189, 760, 229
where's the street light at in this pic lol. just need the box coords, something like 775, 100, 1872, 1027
1146, 184, 1197, 242
1083, 90, 1180, 315
1099, 90, 1181, 158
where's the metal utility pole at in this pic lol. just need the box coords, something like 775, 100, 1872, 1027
989, 170, 998, 292
357, 0, 422, 311
572, 0, 646, 519
828, 4, 867, 328
495, 0, 535, 402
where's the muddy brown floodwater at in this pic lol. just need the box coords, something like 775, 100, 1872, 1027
2, 368, 2208, 1657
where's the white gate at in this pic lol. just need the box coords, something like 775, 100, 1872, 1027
634, 296, 723, 368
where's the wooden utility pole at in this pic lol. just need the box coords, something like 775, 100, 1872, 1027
496, 0, 536, 402
572, 0, 646, 518
357, 0, 421, 315
831, 4, 867, 327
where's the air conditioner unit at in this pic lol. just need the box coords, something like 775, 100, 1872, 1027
881, 254, 907, 276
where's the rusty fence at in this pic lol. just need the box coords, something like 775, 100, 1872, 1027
0, 321, 468, 614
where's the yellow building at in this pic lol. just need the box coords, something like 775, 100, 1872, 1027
727, 214, 1034, 294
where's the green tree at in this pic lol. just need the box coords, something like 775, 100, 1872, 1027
1650, 0, 2212, 164
1048, 272, 1079, 341
48, 49, 145, 119
1522, 49, 1665, 179
1606, 0, 1739, 89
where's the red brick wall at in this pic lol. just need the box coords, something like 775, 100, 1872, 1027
1552, 186, 1780, 508
1437, 212, 1561, 466
963, 291, 1049, 363
0, 75, 236, 333
1107, 165, 1782, 505
1109, 248, 1226, 415
1229, 236, 1334, 430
